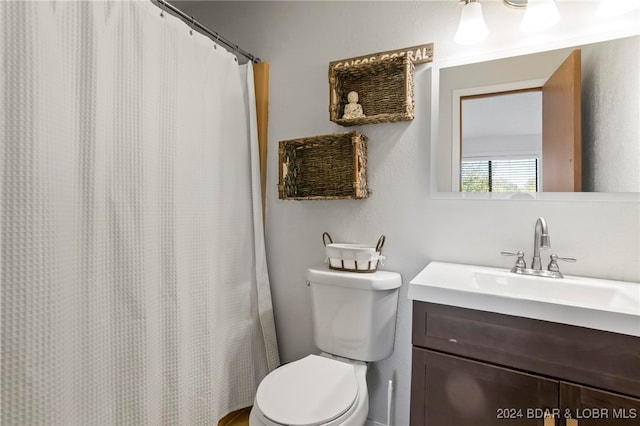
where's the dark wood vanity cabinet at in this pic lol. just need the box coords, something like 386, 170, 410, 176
410, 302, 640, 426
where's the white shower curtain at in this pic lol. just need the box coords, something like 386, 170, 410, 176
1, 1, 279, 424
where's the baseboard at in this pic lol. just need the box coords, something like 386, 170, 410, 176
365, 419, 387, 426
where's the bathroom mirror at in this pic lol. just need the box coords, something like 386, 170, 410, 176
433, 35, 639, 196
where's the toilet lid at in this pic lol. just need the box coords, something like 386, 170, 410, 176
256, 355, 359, 426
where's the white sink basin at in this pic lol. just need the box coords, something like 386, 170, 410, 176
408, 261, 640, 337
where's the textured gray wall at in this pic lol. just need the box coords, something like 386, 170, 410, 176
582, 36, 640, 192
177, 2, 640, 425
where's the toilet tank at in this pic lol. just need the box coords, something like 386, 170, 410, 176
307, 266, 402, 362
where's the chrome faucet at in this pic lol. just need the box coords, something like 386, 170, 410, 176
531, 217, 550, 270
501, 217, 576, 279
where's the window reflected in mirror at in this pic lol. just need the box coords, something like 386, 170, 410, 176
460, 90, 541, 192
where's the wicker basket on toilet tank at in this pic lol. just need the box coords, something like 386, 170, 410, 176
322, 232, 385, 273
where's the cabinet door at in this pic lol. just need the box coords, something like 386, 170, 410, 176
411, 348, 559, 426
560, 382, 640, 425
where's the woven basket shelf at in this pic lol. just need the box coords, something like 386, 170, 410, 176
329, 56, 415, 126
278, 131, 368, 200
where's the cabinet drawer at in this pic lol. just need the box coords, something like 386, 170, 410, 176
412, 301, 640, 397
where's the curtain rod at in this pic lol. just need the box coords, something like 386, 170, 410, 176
155, 0, 261, 64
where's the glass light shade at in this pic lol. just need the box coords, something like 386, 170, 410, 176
520, 0, 561, 32
596, 0, 640, 18
455, 1, 489, 45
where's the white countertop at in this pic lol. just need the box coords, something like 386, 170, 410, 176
408, 261, 640, 337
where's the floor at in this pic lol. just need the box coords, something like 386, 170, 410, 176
218, 407, 251, 426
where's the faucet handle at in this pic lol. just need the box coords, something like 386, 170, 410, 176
547, 254, 577, 273
501, 250, 526, 269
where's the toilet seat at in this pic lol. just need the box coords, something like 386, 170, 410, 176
255, 355, 359, 426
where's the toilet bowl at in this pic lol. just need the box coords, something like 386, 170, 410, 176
249, 353, 368, 426
250, 266, 401, 426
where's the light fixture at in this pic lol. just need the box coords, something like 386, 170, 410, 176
596, 0, 640, 18
454, 0, 634, 46
454, 0, 489, 45
454, 0, 563, 46
503, 0, 528, 8
520, 0, 561, 32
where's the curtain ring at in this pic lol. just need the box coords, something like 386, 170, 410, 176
189, 16, 195, 35
159, 0, 165, 17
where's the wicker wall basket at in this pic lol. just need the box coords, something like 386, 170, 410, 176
329, 55, 415, 126
278, 131, 368, 200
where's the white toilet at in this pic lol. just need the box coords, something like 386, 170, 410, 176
250, 266, 402, 426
